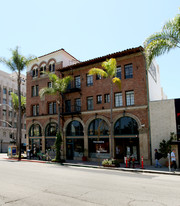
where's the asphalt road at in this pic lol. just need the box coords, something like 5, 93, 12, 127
0, 158, 180, 206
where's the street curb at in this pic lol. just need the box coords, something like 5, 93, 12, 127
62, 163, 180, 176
3, 158, 180, 176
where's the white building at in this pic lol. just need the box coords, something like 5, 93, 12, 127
0, 70, 26, 153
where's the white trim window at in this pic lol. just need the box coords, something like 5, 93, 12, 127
115, 93, 123, 107
126, 91, 134, 106
116, 66, 121, 79
40, 65, 46, 76
32, 105, 39, 116
87, 97, 93, 110
49, 62, 55, 72
75, 76, 81, 88
87, 74, 93, 86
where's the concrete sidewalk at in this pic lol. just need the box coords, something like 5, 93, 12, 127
0, 153, 179, 176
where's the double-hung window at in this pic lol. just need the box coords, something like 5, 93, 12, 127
126, 91, 134, 106
125, 64, 133, 79
87, 74, 93, 86
32, 85, 39, 97
3, 88, 7, 95
116, 66, 121, 79
104, 94, 110, 103
75, 76, 81, 88
115, 93, 123, 107
97, 95, 102, 104
32, 105, 39, 116
65, 100, 71, 113
48, 102, 56, 114
3, 98, 6, 104
87, 97, 93, 110
75, 98, 81, 112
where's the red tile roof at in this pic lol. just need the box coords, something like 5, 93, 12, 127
59, 46, 144, 72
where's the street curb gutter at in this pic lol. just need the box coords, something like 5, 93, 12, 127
62, 163, 180, 176
3, 158, 180, 176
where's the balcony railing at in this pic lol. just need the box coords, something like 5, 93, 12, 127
61, 105, 81, 115
65, 81, 81, 93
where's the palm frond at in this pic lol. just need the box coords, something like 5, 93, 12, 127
11, 92, 26, 113
0, 58, 16, 71
112, 77, 121, 90
102, 58, 116, 77
60, 76, 72, 92
39, 87, 56, 99
47, 72, 58, 82
145, 37, 175, 68
144, 13, 180, 68
88, 68, 108, 77
11, 92, 19, 111
0, 46, 35, 72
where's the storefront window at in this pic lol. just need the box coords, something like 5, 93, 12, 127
45, 138, 56, 150
29, 138, 42, 157
66, 121, 84, 136
29, 124, 42, 137
88, 138, 110, 159
74, 139, 84, 157
66, 138, 84, 159
114, 117, 138, 135
45, 123, 58, 137
88, 119, 109, 136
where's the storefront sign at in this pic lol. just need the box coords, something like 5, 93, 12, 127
93, 141, 104, 143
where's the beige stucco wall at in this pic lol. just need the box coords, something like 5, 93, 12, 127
150, 99, 177, 165
0, 70, 26, 153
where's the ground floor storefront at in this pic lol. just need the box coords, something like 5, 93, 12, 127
26, 111, 150, 164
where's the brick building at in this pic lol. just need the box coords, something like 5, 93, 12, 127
26, 46, 165, 164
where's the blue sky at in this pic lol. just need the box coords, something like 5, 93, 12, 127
0, 0, 179, 99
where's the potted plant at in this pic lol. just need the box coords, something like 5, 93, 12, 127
102, 158, 120, 167
159, 132, 175, 166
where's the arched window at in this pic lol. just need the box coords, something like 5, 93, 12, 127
29, 124, 42, 137
114, 117, 138, 135
32, 67, 38, 78
88, 118, 109, 136
45, 122, 58, 137
66, 121, 83, 136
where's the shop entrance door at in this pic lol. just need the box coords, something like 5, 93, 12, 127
115, 138, 139, 163
66, 140, 73, 160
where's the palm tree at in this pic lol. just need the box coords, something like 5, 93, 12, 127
0, 47, 34, 160
39, 72, 71, 161
89, 58, 121, 158
144, 12, 180, 68
11, 92, 26, 147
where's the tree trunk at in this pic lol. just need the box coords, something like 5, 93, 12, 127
16, 112, 19, 149
17, 70, 22, 161
56, 101, 62, 161
110, 80, 114, 158
57, 103, 61, 133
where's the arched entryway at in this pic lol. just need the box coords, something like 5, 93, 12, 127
28, 123, 42, 157
66, 120, 84, 160
114, 116, 139, 162
88, 118, 110, 159
45, 122, 58, 153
